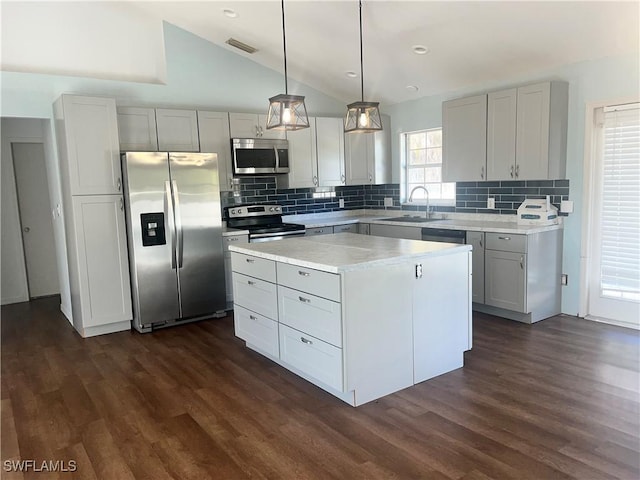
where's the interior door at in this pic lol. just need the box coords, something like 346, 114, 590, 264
11, 143, 59, 298
169, 153, 226, 318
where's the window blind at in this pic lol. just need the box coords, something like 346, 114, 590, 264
600, 103, 640, 301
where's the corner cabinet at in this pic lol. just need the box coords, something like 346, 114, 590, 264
345, 114, 391, 185
487, 82, 568, 180
54, 94, 132, 337
442, 94, 488, 182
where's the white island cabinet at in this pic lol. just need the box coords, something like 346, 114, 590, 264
230, 233, 472, 407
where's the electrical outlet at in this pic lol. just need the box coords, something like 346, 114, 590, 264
561, 274, 568, 286
384, 197, 393, 207
339, 198, 345, 208
487, 197, 495, 209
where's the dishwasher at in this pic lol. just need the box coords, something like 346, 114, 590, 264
421, 227, 466, 244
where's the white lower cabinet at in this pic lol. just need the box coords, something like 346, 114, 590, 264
333, 224, 358, 234
223, 233, 248, 308
369, 224, 422, 240
234, 305, 279, 358
279, 324, 343, 391
232, 273, 278, 320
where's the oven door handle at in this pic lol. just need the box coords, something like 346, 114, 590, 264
250, 230, 306, 240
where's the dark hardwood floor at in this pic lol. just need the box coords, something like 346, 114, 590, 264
1, 296, 639, 479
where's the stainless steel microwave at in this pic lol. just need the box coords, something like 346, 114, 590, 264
231, 138, 289, 175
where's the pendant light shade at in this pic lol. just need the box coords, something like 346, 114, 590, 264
344, 0, 382, 134
266, 0, 310, 131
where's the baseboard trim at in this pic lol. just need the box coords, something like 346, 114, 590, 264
585, 315, 640, 331
77, 320, 131, 338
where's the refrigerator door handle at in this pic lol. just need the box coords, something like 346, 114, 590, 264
172, 180, 184, 268
165, 181, 177, 269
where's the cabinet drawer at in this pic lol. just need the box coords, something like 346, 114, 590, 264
279, 324, 343, 392
278, 285, 342, 347
485, 232, 527, 253
231, 252, 276, 282
277, 263, 341, 302
306, 227, 333, 236
232, 273, 277, 319
234, 306, 279, 358
333, 224, 357, 233
223, 234, 249, 255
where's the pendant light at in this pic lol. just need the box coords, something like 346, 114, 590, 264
344, 0, 382, 133
266, 0, 310, 131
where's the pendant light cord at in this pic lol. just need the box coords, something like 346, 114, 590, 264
359, 0, 364, 102
281, 0, 288, 94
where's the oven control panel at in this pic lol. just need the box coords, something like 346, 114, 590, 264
227, 204, 282, 218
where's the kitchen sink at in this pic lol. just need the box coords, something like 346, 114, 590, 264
378, 216, 441, 223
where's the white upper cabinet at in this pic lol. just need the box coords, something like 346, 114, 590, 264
155, 109, 200, 152
445, 81, 568, 182
316, 117, 345, 187
117, 107, 201, 153
488, 82, 568, 181
56, 95, 122, 195
442, 94, 488, 182
197, 111, 233, 192
344, 115, 391, 185
229, 112, 286, 139
487, 89, 517, 181
515, 82, 568, 180
117, 107, 158, 152
287, 117, 318, 188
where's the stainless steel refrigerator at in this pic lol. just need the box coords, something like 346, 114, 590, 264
121, 152, 226, 332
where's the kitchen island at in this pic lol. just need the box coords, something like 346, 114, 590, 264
229, 233, 472, 406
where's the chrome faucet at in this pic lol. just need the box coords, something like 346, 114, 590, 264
408, 186, 431, 218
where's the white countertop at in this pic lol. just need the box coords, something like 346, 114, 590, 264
284, 210, 562, 235
229, 232, 471, 273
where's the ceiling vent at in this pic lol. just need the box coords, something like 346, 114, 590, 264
225, 38, 258, 54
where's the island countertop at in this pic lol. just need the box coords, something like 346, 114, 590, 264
228, 232, 471, 273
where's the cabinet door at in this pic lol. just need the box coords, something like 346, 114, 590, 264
371, 115, 392, 184
442, 94, 487, 182
516, 82, 551, 180
258, 114, 286, 139
198, 111, 233, 191
61, 95, 122, 195
357, 223, 370, 235
369, 224, 422, 240
72, 195, 132, 327
287, 117, 318, 188
487, 89, 517, 181
117, 107, 158, 151
485, 249, 527, 313
155, 109, 199, 152
466, 231, 485, 304
223, 234, 249, 306
229, 113, 260, 138
345, 133, 372, 185
316, 117, 345, 186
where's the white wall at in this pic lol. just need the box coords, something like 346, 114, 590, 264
385, 52, 640, 316
1, 2, 166, 85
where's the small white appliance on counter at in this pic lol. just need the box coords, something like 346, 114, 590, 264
517, 198, 559, 225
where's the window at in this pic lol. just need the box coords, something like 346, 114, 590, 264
402, 128, 455, 205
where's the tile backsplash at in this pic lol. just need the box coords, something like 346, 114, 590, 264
221, 177, 570, 216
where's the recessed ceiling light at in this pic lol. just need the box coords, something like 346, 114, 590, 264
412, 45, 430, 55
345, 71, 358, 78
406, 85, 419, 92
223, 8, 238, 18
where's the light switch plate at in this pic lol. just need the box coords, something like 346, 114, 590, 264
339, 198, 345, 208
487, 197, 496, 209
560, 200, 574, 213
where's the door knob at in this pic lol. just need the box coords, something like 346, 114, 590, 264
23, 227, 30, 233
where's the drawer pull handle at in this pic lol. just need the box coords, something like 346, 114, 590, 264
248, 280, 256, 286
520, 256, 524, 270
298, 271, 310, 277
228, 237, 238, 242
300, 337, 313, 345
246, 258, 255, 263
249, 315, 257, 320
298, 296, 310, 303
498, 236, 511, 241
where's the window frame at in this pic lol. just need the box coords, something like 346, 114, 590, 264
400, 128, 455, 206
